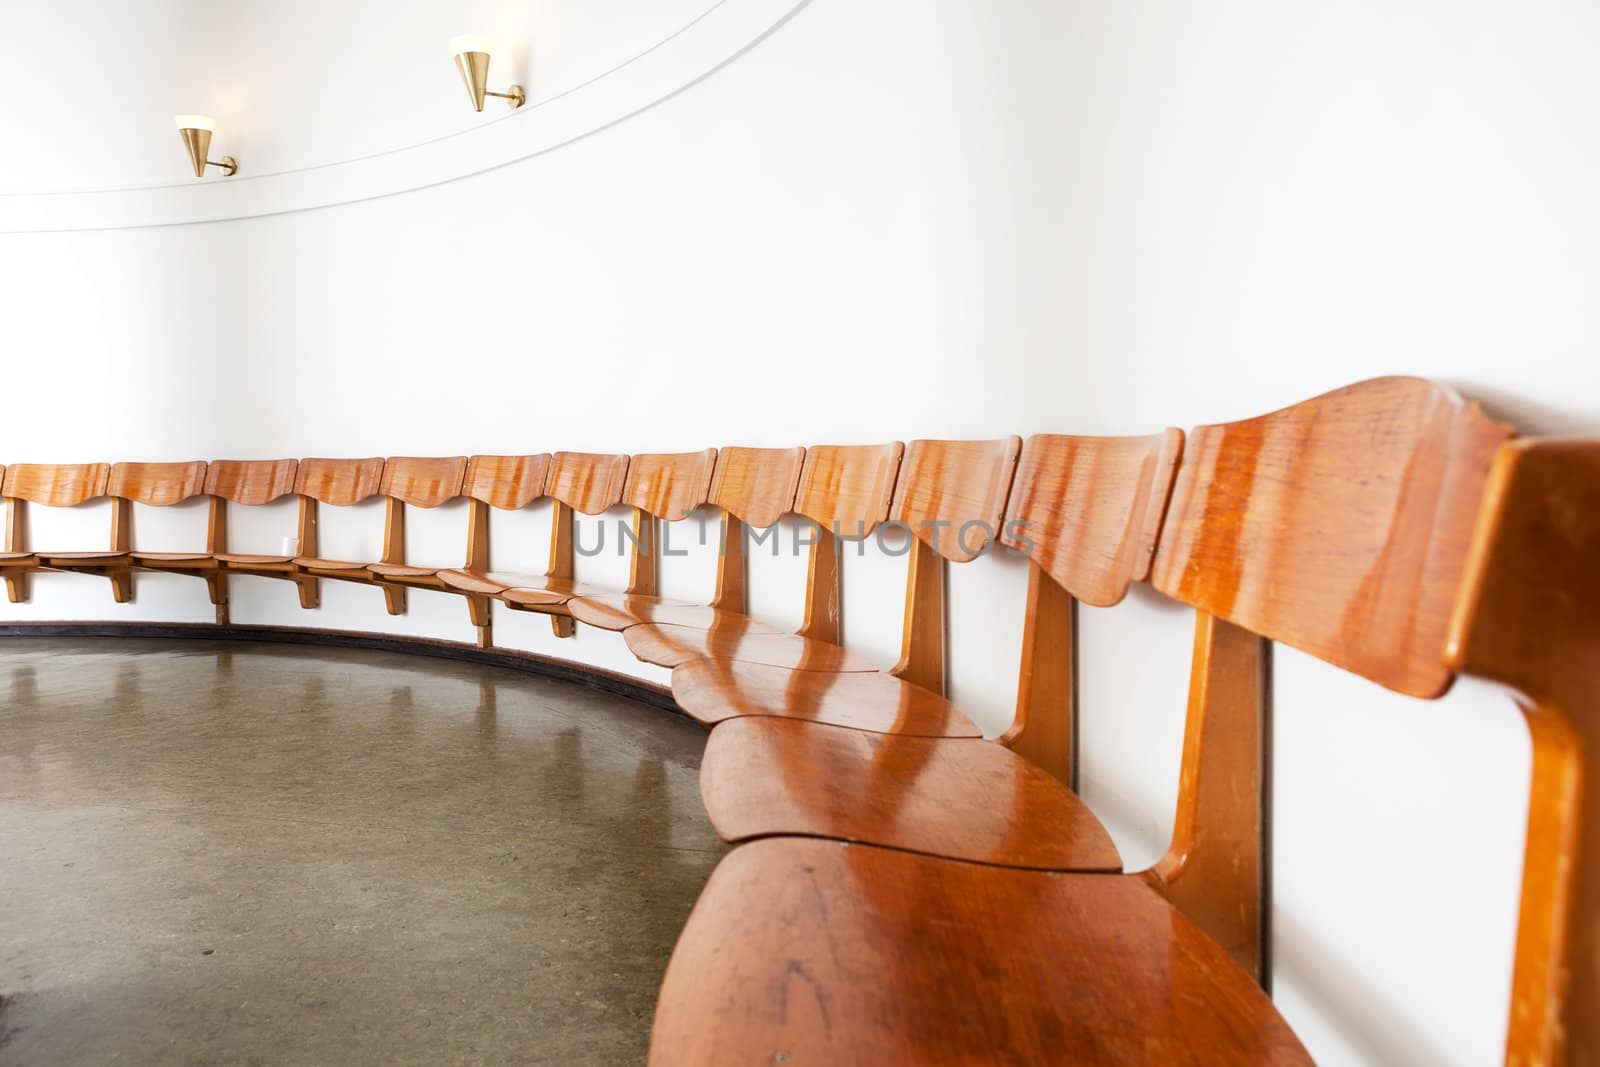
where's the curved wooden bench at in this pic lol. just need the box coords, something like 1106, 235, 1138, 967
2, 376, 1596, 1063
568, 445, 804, 632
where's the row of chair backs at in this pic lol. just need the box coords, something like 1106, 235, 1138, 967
2, 378, 1503, 699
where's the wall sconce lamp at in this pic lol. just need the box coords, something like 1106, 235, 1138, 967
174, 116, 238, 177
450, 35, 525, 111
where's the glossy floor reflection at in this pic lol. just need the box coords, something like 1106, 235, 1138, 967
0, 638, 723, 1065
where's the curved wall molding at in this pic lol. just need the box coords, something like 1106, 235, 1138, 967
0, 0, 808, 235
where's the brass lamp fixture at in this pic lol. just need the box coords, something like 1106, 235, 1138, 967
174, 115, 238, 177
450, 35, 525, 111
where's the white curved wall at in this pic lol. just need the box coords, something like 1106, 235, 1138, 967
4, 1, 1599, 1064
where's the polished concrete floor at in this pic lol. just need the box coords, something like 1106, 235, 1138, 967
0, 638, 724, 1065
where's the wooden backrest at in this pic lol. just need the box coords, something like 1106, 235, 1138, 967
107, 462, 208, 506
623, 449, 718, 521
295, 458, 386, 506
464, 454, 551, 510
546, 452, 630, 515
793, 443, 904, 537
1152, 377, 1513, 698
1001, 430, 1184, 607
709, 447, 805, 528
1, 463, 111, 506
892, 438, 1021, 564
380, 457, 468, 508
205, 460, 299, 505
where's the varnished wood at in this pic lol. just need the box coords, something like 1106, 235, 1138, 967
1, 463, 112, 507
622, 449, 717, 522
567, 594, 782, 634
294, 457, 385, 506
670, 658, 981, 737
463, 454, 552, 510
613, 450, 717, 603
1153, 377, 1512, 698
380, 496, 407, 615
796, 522, 841, 645
700, 717, 1121, 870
547, 499, 577, 638
3, 464, 117, 601
1000, 429, 1183, 607
1, 487, 25, 603
707, 446, 805, 528
625, 621, 878, 672
204, 459, 298, 505
710, 514, 747, 615
1144, 611, 1269, 981
1447, 437, 1600, 1065
998, 560, 1077, 784
792, 442, 904, 534
546, 451, 630, 515
649, 839, 1311, 1065
892, 437, 1020, 562
407, 454, 549, 645
888, 535, 945, 694
626, 511, 658, 598
107, 461, 208, 506
563, 447, 803, 633
378, 456, 468, 508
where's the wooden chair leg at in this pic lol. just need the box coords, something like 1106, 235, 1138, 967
383, 583, 406, 616
4, 572, 26, 603
110, 569, 133, 604
552, 615, 575, 639
296, 575, 319, 610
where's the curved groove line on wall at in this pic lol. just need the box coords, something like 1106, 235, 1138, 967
0, 0, 811, 235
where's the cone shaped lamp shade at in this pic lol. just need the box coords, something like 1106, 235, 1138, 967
451, 43, 492, 111
174, 116, 215, 178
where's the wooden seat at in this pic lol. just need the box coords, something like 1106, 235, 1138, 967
688, 430, 1183, 874
287, 456, 467, 616
294, 556, 369, 571
649, 838, 1310, 1066
671, 658, 981, 737
188, 459, 301, 619
386, 454, 551, 646
437, 568, 548, 596
433, 451, 629, 639
626, 621, 879, 671
495, 450, 719, 628
217, 457, 384, 611
566, 593, 785, 633
701, 717, 1120, 869
567, 445, 806, 632
131, 550, 212, 569
36, 460, 213, 605
2, 462, 114, 603
656, 439, 1017, 725
214, 550, 294, 567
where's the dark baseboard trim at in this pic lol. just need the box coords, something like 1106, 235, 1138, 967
0, 621, 683, 717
